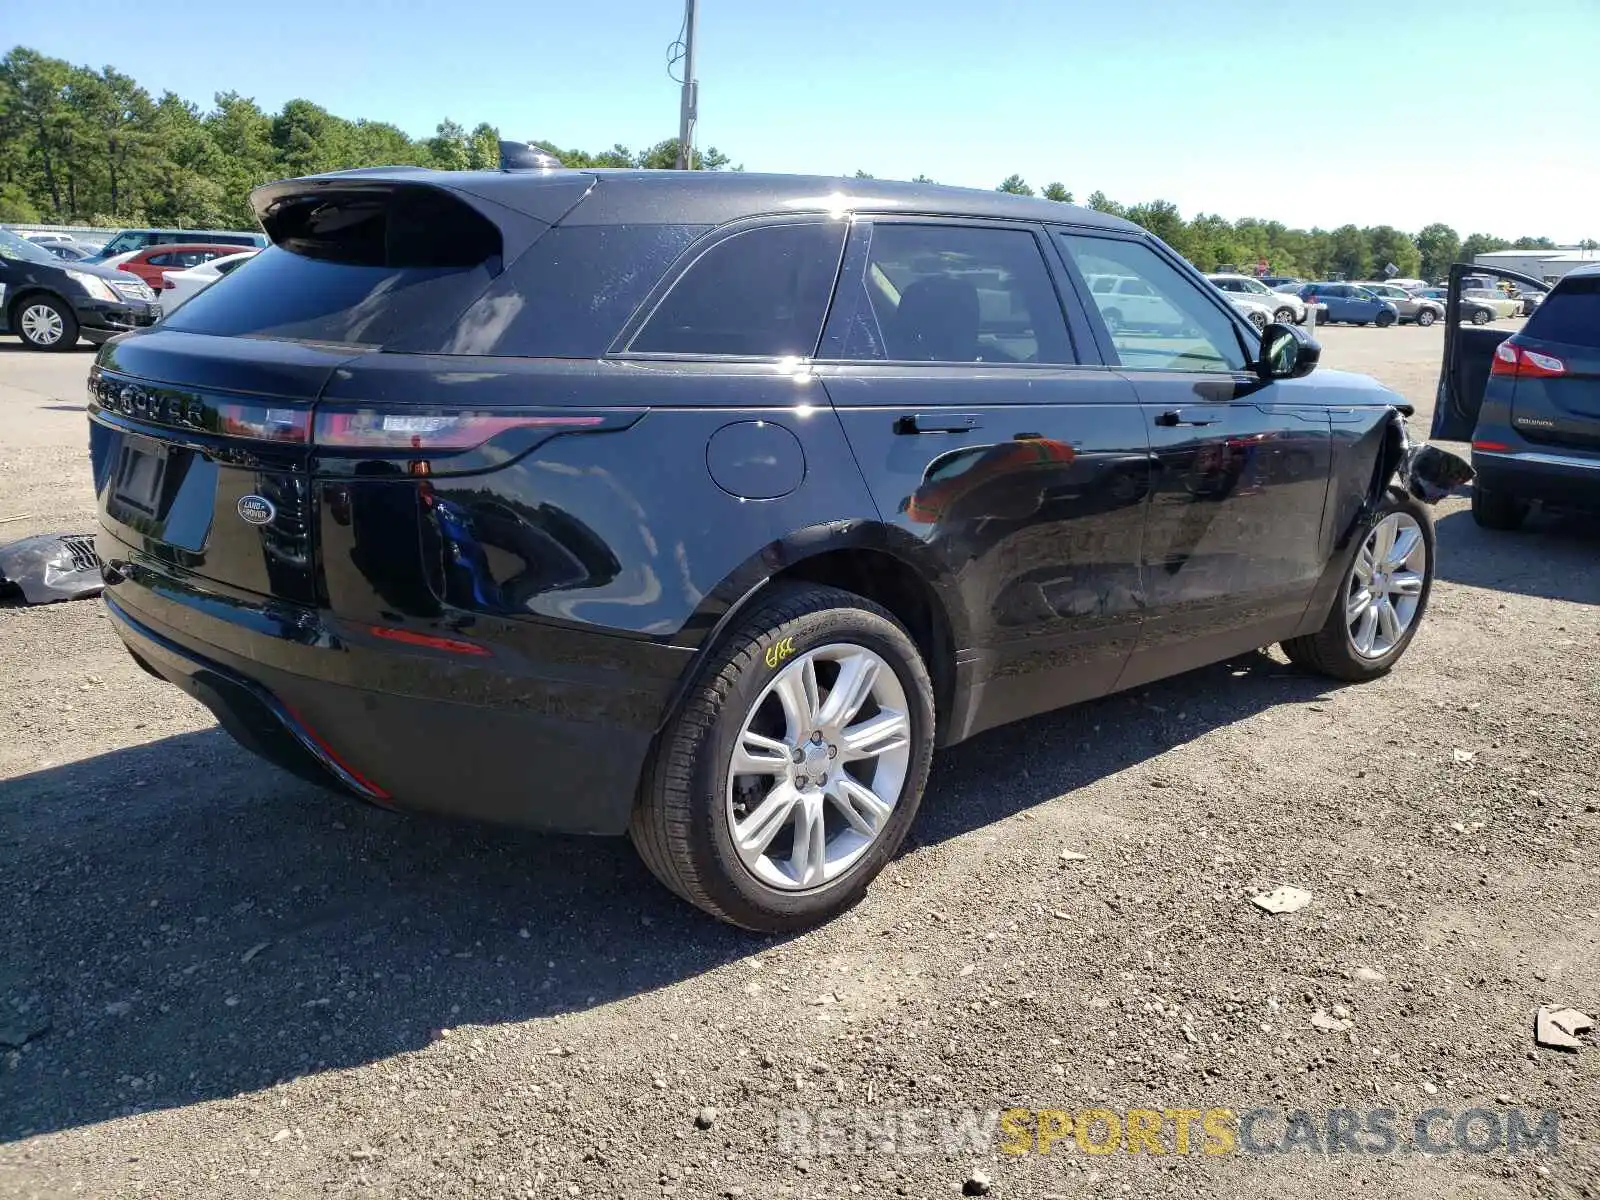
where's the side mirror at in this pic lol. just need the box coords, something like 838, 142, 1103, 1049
1257, 322, 1320, 381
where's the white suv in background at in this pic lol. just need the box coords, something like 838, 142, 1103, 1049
1206, 273, 1308, 324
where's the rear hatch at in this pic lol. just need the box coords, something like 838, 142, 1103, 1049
1501, 273, 1600, 453
89, 171, 593, 604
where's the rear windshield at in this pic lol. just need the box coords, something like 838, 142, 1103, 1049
397, 223, 708, 358
1523, 275, 1600, 348
163, 188, 503, 347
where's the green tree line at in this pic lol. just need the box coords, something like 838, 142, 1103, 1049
0, 46, 733, 230
987, 175, 1594, 281
3, 45, 1590, 283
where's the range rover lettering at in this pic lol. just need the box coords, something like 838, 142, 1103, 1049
90, 164, 1464, 930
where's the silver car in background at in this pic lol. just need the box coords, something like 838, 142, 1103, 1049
1207, 273, 1308, 324
1359, 282, 1446, 327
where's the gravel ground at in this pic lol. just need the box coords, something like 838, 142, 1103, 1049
2, 325, 1598, 1200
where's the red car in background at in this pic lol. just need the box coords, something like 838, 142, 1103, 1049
110, 244, 250, 291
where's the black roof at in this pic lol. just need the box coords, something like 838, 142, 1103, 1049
270, 166, 1141, 235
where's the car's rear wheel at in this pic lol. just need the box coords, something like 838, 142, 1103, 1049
631, 583, 935, 931
1102, 307, 1123, 333
1416, 308, 1437, 327
1247, 310, 1268, 331
1470, 483, 1529, 530
1374, 310, 1396, 328
1470, 308, 1490, 325
14, 295, 78, 351
1282, 491, 1434, 681
1273, 307, 1297, 325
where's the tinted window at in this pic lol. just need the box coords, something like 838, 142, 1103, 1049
1058, 233, 1247, 372
823, 224, 1074, 364
1524, 275, 1600, 347
402, 223, 708, 357
166, 189, 502, 347
213, 256, 250, 276
630, 222, 845, 357
146, 252, 176, 267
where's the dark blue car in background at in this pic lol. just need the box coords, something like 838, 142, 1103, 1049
1299, 282, 1399, 327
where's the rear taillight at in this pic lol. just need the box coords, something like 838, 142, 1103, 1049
217, 402, 312, 443
313, 409, 609, 451
1491, 341, 1567, 379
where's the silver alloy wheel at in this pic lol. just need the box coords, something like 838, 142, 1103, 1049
1248, 310, 1269, 330
1346, 512, 1427, 658
20, 303, 65, 346
726, 643, 912, 891
1273, 307, 1296, 325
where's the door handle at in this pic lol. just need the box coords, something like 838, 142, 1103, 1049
894, 413, 983, 435
1154, 409, 1220, 428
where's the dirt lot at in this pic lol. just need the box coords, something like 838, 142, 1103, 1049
2, 325, 1598, 1200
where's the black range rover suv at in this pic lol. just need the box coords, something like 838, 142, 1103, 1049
91, 167, 1457, 929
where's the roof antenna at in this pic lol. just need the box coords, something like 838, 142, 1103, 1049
499, 141, 562, 171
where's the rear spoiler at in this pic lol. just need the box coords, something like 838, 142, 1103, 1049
1432, 261, 1548, 440
249, 168, 595, 266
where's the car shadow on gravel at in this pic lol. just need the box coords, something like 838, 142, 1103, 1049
1433, 506, 1600, 606
0, 652, 1335, 1141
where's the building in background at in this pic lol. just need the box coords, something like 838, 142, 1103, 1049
1472, 247, 1600, 283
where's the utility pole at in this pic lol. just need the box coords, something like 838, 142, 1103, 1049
674, 0, 698, 170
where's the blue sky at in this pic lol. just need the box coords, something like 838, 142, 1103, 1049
12, 0, 1599, 240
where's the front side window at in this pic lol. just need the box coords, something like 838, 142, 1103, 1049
822, 223, 1074, 364
97, 232, 147, 257
1057, 233, 1248, 372
629, 221, 845, 358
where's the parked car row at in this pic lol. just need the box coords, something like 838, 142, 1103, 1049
1, 227, 263, 349
1226, 273, 1536, 328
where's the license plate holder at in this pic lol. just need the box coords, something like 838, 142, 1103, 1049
111, 435, 169, 515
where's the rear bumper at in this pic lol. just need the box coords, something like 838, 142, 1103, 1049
1473, 448, 1600, 510
99, 546, 693, 834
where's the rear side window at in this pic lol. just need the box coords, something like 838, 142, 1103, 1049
164, 187, 503, 347
822, 223, 1075, 364
628, 222, 846, 357
404, 223, 708, 357
1524, 276, 1600, 347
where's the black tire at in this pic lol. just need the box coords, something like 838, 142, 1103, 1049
1248, 310, 1268, 331
1471, 483, 1529, 531
1470, 308, 1490, 326
1282, 489, 1435, 682
1273, 307, 1296, 325
630, 583, 935, 932
1374, 310, 1396, 328
1416, 308, 1437, 327
12, 294, 79, 352
1102, 307, 1123, 333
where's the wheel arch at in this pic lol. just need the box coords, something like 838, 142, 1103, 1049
659, 521, 969, 744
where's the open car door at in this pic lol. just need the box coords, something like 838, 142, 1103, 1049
1432, 262, 1549, 441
